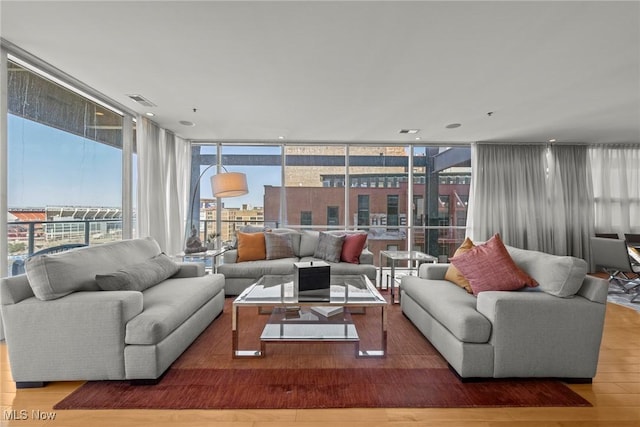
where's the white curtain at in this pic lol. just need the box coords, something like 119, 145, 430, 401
468, 143, 593, 258
547, 145, 594, 258
589, 144, 640, 234
136, 117, 191, 255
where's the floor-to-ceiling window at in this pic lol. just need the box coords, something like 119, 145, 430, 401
190, 144, 281, 246
412, 146, 471, 261
283, 144, 347, 231
5, 58, 131, 274
190, 143, 471, 265
348, 145, 408, 258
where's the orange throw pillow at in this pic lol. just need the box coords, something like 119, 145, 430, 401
445, 237, 475, 293
236, 231, 266, 262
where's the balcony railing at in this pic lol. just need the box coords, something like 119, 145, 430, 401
7, 218, 123, 275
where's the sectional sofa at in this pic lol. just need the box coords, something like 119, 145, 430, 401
0, 237, 225, 387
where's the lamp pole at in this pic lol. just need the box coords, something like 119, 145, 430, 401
216, 144, 223, 250
186, 161, 217, 249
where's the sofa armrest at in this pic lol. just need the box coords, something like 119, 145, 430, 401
2, 291, 143, 382
359, 248, 374, 265
1, 274, 33, 305
476, 290, 606, 378
418, 263, 449, 280
172, 262, 205, 278
223, 249, 238, 264
577, 275, 608, 304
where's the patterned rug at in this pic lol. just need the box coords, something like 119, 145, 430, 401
54, 297, 592, 410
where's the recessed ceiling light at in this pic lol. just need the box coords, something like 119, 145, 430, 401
415, 137, 421, 140
399, 129, 420, 134
179, 120, 195, 127
95, 111, 104, 116
145, 112, 155, 117
445, 123, 461, 129
549, 139, 557, 143
278, 136, 285, 140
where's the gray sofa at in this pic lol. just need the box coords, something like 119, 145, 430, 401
219, 229, 377, 295
401, 245, 608, 381
0, 237, 225, 388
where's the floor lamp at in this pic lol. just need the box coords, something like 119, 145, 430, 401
185, 165, 248, 253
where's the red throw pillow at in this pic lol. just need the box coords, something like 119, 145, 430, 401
340, 233, 368, 264
450, 234, 537, 295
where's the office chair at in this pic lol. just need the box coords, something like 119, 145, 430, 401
591, 237, 640, 303
624, 233, 640, 248
595, 233, 619, 239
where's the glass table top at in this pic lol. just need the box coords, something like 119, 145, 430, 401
380, 250, 438, 262
233, 274, 386, 306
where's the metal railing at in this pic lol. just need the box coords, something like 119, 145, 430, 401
7, 218, 124, 266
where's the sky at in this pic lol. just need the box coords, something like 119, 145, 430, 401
7, 114, 275, 209
8, 114, 122, 207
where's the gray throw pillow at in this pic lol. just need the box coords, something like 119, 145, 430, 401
313, 232, 345, 263
299, 230, 320, 257
265, 232, 295, 260
95, 253, 180, 292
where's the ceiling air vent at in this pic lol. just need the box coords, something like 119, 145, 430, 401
127, 94, 157, 107
399, 129, 420, 134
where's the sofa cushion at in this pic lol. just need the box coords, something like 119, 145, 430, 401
265, 231, 296, 260
95, 253, 180, 292
217, 258, 298, 280
25, 237, 162, 301
314, 232, 345, 262
125, 273, 225, 345
299, 230, 320, 257
450, 234, 538, 295
506, 245, 588, 298
401, 276, 492, 343
236, 231, 266, 262
444, 237, 475, 293
340, 233, 368, 264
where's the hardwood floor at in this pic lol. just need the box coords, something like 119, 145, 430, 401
1, 302, 639, 427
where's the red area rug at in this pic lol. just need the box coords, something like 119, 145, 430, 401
54, 297, 591, 410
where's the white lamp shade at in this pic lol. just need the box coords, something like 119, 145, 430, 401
210, 172, 248, 198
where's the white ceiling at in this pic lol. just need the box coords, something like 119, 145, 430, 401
1, 0, 639, 144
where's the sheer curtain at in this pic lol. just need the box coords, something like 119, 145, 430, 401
590, 144, 640, 234
547, 145, 594, 258
136, 117, 191, 255
468, 144, 549, 250
468, 143, 593, 258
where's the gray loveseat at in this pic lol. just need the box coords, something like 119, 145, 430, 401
401, 245, 608, 381
219, 229, 377, 295
0, 237, 225, 388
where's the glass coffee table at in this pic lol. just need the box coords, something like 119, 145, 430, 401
232, 274, 388, 358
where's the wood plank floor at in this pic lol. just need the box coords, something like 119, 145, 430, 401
1, 301, 639, 427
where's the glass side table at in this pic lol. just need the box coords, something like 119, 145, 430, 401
378, 250, 437, 303
176, 247, 229, 274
